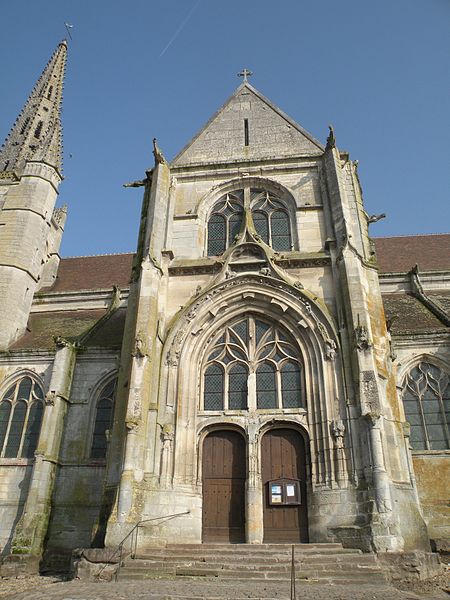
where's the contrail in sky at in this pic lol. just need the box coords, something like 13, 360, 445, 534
159, 0, 201, 58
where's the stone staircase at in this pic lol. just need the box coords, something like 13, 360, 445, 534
117, 543, 387, 584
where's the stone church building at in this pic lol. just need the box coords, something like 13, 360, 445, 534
0, 41, 449, 570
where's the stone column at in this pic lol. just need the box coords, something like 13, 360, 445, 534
246, 415, 263, 543
364, 413, 392, 514
9, 338, 77, 567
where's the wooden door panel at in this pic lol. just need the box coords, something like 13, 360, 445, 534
202, 430, 246, 543
261, 428, 309, 543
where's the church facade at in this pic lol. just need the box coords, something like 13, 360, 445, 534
0, 41, 449, 570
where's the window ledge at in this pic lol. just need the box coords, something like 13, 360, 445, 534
411, 450, 450, 457
0, 458, 34, 466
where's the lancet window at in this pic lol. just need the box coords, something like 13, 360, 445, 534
402, 362, 450, 450
91, 378, 117, 459
0, 376, 44, 459
207, 191, 244, 256
250, 189, 292, 251
203, 316, 304, 411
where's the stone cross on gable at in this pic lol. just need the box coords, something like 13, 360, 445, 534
238, 68, 253, 83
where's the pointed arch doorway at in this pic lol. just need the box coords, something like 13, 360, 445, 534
261, 428, 309, 542
202, 430, 246, 543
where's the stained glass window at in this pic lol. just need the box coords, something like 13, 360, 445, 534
250, 189, 292, 251
91, 378, 117, 459
256, 362, 277, 409
0, 376, 45, 458
207, 192, 244, 256
202, 316, 304, 411
229, 364, 248, 410
204, 364, 224, 410
402, 362, 449, 451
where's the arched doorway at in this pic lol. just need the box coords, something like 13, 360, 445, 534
202, 430, 246, 543
261, 428, 309, 542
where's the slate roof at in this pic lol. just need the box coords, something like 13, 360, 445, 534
11, 308, 127, 350
373, 234, 450, 274
382, 294, 449, 335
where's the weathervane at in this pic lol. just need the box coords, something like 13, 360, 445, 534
238, 68, 253, 83
64, 22, 73, 40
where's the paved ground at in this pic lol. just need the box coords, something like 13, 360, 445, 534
0, 573, 449, 600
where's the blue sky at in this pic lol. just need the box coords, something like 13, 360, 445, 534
1, 0, 449, 257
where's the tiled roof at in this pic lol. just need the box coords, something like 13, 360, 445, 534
11, 308, 126, 350
41, 253, 134, 293
37, 234, 449, 295
382, 294, 448, 335
374, 234, 450, 274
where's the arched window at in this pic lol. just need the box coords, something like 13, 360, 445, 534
0, 376, 45, 458
250, 189, 292, 251
207, 191, 244, 256
202, 316, 304, 411
91, 378, 117, 459
402, 362, 450, 450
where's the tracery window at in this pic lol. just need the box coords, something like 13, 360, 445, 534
91, 378, 117, 459
207, 191, 244, 256
203, 316, 304, 411
0, 376, 44, 459
250, 189, 292, 251
402, 362, 450, 451
206, 187, 296, 256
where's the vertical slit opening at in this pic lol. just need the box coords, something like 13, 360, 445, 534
244, 119, 249, 146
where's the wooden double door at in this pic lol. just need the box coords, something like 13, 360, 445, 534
202, 428, 308, 543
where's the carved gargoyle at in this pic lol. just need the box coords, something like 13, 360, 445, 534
325, 124, 336, 150
153, 137, 167, 165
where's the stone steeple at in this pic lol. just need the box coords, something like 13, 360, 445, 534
0, 40, 67, 177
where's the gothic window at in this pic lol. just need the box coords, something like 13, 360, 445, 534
207, 191, 244, 256
0, 376, 44, 459
250, 189, 292, 251
402, 362, 450, 451
202, 316, 304, 411
91, 378, 117, 459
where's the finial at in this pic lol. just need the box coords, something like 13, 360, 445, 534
238, 68, 253, 83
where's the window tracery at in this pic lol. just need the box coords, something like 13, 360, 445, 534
207, 191, 244, 256
206, 186, 296, 256
203, 316, 304, 411
250, 189, 292, 251
402, 362, 449, 450
91, 378, 117, 459
0, 376, 44, 459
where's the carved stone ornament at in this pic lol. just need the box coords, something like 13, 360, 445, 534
331, 419, 345, 448
53, 335, 76, 349
45, 391, 56, 405
360, 371, 381, 414
325, 339, 337, 360
165, 274, 337, 367
132, 332, 150, 359
355, 325, 371, 351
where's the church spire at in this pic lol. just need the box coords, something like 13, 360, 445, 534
0, 40, 67, 177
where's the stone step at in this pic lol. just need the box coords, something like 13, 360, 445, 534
164, 542, 343, 550
117, 567, 386, 582
136, 546, 361, 559
124, 555, 379, 571
117, 543, 386, 585
130, 552, 372, 566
